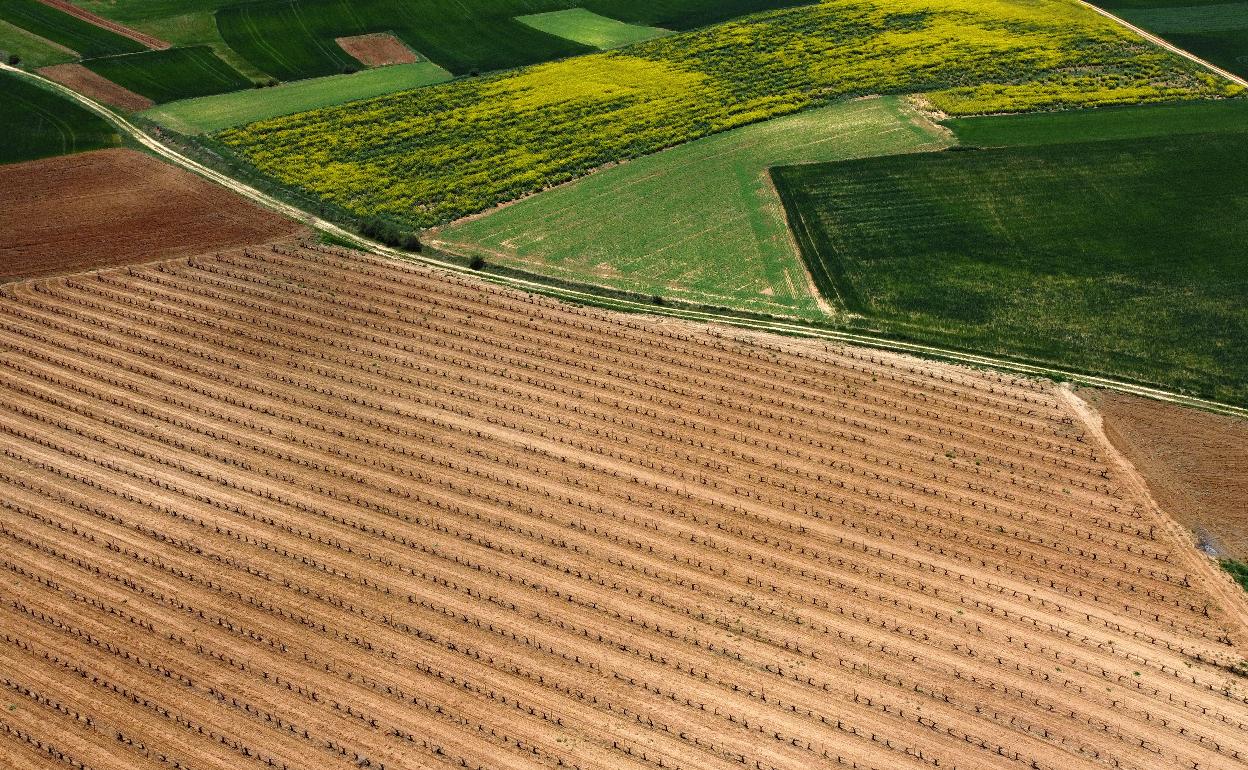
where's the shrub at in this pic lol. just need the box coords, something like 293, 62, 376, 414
359, 215, 422, 251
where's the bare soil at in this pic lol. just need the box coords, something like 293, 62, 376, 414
35, 0, 170, 50
1085, 388, 1248, 561
0, 149, 303, 282
335, 32, 419, 67
37, 63, 153, 111
0, 245, 1246, 770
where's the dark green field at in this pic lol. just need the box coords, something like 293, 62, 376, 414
773, 127, 1248, 405
943, 97, 1248, 145
1166, 28, 1248, 76
215, 0, 810, 80
1098, 0, 1248, 77
0, 0, 144, 57
82, 46, 251, 103
0, 71, 120, 163
215, 0, 587, 80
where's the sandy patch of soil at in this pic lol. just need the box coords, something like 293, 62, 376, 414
335, 32, 419, 67
38, 63, 153, 111
0, 148, 303, 282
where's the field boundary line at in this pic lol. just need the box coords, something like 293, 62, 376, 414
34, 0, 171, 50
4, 60, 1246, 422
1078, 0, 1248, 88
1058, 385, 1248, 646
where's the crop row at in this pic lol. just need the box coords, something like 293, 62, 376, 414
2, 247, 1246, 770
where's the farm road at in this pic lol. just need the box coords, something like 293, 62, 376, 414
3, 47, 1247, 420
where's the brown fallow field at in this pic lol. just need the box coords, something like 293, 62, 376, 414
1086, 390, 1248, 562
335, 33, 420, 67
36, 64, 154, 111
0, 243, 1247, 770
0, 149, 303, 283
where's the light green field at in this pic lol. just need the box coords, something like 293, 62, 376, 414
439, 97, 949, 318
0, 17, 74, 67
143, 61, 453, 134
516, 8, 671, 49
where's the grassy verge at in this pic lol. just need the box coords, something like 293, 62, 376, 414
771, 124, 1248, 405
1221, 559, 1248, 592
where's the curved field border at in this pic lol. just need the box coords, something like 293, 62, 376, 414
5, 58, 1246, 421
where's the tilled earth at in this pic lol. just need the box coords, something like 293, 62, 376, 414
0, 149, 303, 283
1086, 389, 1248, 561
1, 243, 1246, 770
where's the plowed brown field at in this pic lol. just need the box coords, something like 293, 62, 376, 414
335, 33, 419, 67
37, 63, 153, 111
1, 243, 1246, 770
0, 149, 303, 283
1086, 390, 1248, 561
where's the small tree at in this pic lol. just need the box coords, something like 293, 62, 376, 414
469, 256, 486, 270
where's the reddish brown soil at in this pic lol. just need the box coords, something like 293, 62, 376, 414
1086, 389, 1248, 561
37, 63, 153, 111
335, 32, 419, 66
0, 245, 1246, 769
0, 149, 303, 282
35, 0, 170, 49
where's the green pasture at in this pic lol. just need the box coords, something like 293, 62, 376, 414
144, 61, 453, 134
69, 0, 267, 78
516, 9, 671, 49
0, 17, 75, 67
0, 71, 120, 164
772, 129, 1248, 405
83, 46, 250, 103
219, 0, 1238, 229
944, 97, 1248, 145
0, 0, 144, 57
441, 97, 947, 317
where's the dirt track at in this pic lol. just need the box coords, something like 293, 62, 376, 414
35, 0, 170, 50
0, 149, 303, 282
1, 244, 1247, 770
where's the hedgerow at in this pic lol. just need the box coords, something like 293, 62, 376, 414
218, 0, 1241, 228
